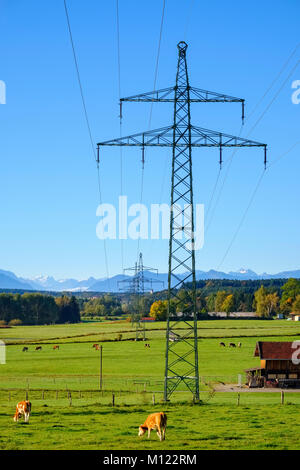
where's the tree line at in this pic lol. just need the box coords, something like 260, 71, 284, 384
1, 278, 300, 325
149, 278, 300, 320
0, 293, 80, 325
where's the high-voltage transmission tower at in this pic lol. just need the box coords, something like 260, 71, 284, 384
118, 252, 163, 341
97, 42, 267, 401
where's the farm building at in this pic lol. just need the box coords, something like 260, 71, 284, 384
245, 341, 300, 388
289, 313, 300, 321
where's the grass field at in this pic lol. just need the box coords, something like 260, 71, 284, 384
1, 318, 300, 449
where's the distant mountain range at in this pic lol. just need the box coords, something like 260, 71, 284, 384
1, 267, 300, 293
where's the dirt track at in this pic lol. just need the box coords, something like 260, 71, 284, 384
214, 384, 300, 392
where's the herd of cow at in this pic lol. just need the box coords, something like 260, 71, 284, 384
22, 343, 105, 352
15, 340, 241, 439
13, 399, 167, 441
22, 345, 60, 351
219, 342, 241, 348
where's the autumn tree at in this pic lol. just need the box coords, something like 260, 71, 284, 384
254, 286, 279, 317
292, 295, 300, 314
222, 294, 235, 317
150, 300, 168, 321
215, 291, 228, 312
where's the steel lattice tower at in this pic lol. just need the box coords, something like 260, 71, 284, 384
119, 252, 163, 340
97, 42, 267, 401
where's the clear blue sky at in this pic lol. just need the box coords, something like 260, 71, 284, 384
0, 0, 300, 280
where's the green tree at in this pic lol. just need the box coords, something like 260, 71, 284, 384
206, 293, 216, 312
254, 285, 267, 317
22, 293, 58, 325
175, 290, 191, 313
56, 296, 80, 323
280, 278, 300, 313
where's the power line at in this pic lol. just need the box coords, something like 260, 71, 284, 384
136, 0, 166, 261
217, 169, 265, 271
63, 0, 110, 287
246, 60, 300, 137
217, 140, 300, 269
63, 0, 96, 161
267, 141, 300, 169
246, 42, 300, 122
116, 0, 124, 272
205, 55, 300, 236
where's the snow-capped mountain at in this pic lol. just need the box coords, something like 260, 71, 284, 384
1, 268, 300, 293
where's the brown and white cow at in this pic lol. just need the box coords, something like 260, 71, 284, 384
138, 412, 167, 441
53, 345, 59, 350
13, 401, 31, 423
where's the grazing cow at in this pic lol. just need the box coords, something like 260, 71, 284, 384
53, 345, 59, 350
138, 412, 167, 441
13, 400, 31, 423
35, 346, 42, 351
22, 347, 28, 352
229, 343, 236, 348
92, 344, 99, 348
95, 344, 100, 350
238, 342, 242, 348
219, 342, 225, 347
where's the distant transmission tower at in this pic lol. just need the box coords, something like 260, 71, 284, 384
97, 42, 267, 401
119, 252, 163, 340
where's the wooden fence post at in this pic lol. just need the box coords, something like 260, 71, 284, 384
152, 393, 155, 406
112, 393, 115, 407
237, 392, 240, 406
69, 392, 72, 406
100, 345, 103, 391
281, 390, 284, 405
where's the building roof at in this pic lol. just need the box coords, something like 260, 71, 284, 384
254, 341, 299, 360
244, 366, 264, 372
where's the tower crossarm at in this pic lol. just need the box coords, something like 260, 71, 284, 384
121, 86, 244, 103
121, 87, 175, 102
97, 125, 267, 165
120, 86, 245, 121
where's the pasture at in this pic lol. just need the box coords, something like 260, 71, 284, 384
2, 318, 300, 449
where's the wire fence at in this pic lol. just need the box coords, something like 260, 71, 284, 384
0, 373, 247, 394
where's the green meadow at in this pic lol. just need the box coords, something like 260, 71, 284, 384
1, 319, 300, 449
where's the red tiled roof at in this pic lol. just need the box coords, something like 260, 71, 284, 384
254, 341, 299, 360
